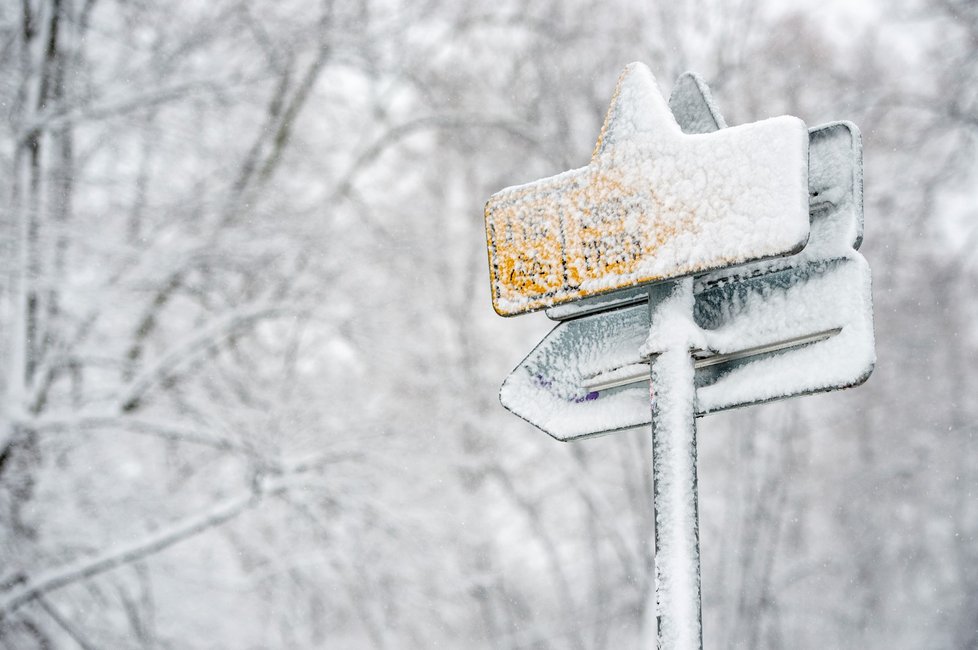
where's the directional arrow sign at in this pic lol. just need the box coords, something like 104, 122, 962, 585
499, 256, 874, 441
485, 62, 810, 316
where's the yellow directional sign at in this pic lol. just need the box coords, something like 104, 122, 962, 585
485, 62, 811, 316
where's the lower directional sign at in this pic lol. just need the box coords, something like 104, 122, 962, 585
499, 254, 874, 441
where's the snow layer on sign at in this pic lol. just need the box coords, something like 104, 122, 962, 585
696, 254, 875, 413
499, 301, 653, 441
697, 122, 863, 291
485, 62, 810, 316
541, 73, 727, 322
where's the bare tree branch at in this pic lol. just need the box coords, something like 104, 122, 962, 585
117, 304, 306, 412
36, 595, 99, 650
0, 480, 287, 620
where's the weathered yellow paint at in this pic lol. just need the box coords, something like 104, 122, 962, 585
485, 65, 705, 317
485, 175, 569, 300
486, 165, 703, 316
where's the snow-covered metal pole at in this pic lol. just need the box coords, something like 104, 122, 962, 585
644, 277, 704, 649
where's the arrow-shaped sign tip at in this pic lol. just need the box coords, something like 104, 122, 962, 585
593, 62, 683, 158
669, 71, 728, 134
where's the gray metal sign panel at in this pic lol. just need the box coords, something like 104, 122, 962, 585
499, 255, 874, 441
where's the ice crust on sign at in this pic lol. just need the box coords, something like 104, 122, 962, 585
485, 62, 810, 316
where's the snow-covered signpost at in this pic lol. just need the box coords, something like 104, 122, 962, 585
484, 63, 874, 649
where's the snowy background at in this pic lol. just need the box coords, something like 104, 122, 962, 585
1, 0, 977, 648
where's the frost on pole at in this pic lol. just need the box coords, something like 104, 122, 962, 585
484, 62, 810, 316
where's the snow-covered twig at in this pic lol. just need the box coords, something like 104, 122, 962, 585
116, 304, 304, 412
329, 113, 538, 203
0, 479, 287, 620
36, 596, 99, 650
24, 415, 252, 455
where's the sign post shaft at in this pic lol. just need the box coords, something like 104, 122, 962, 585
647, 278, 703, 649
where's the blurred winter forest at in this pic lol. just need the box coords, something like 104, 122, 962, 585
1, 0, 977, 647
